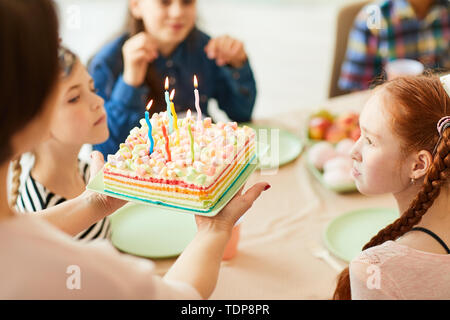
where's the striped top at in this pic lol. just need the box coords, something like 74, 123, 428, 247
15, 160, 111, 242
339, 0, 450, 91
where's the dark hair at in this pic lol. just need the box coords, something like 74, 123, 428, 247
0, 0, 60, 163
333, 75, 450, 299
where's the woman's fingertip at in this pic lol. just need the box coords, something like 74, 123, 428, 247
264, 184, 271, 191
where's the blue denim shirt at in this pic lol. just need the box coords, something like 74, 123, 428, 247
89, 28, 257, 157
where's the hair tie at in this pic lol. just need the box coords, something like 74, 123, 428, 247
58, 46, 76, 77
429, 75, 450, 156
437, 116, 450, 137
432, 116, 450, 156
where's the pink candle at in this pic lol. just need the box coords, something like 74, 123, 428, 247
193, 75, 202, 129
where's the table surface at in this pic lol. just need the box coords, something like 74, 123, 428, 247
151, 90, 398, 299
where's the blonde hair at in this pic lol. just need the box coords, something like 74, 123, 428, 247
8, 156, 22, 209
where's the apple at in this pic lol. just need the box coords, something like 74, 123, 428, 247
336, 112, 359, 133
325, 124, 348, 143
350, 127, 361, 141
309, 117, 332, 140
312, 109, 334, 121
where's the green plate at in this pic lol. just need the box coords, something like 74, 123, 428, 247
109, 203, 197, 258
323, 208, 399, 262
86, 144, 268, 216
305, 157, 357, 193
243, 124, 303, 169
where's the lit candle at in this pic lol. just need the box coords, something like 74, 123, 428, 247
161, 124, 172, 162
188, 122, 194, 163
164, 76, 173, 134
193, 75, 203, 130
169, 89, 179, 146
145, 99, 154, 155
186, 108, 192, 121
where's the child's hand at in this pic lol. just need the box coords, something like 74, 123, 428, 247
204, 35, 248, 68
195, 182, 270, 234
83, 151, 127, 216
122, 32, 159, 87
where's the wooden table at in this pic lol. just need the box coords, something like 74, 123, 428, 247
153, 90, 397, 299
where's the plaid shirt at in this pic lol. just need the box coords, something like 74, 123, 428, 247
339, 0, 450, 91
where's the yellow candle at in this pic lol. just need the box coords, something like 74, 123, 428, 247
169, 89, 179, 146
170, 102, 179, 146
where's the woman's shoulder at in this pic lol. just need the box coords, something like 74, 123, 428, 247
0, 215, 157, 299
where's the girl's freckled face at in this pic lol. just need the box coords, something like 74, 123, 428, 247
350, 90, 412, 195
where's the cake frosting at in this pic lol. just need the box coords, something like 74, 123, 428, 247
103, 111, 256, 212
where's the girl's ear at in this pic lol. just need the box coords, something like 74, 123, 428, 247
129, 0, 143, 19
411, 150, 433, 180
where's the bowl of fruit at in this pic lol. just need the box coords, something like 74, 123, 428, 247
307, 110, 361, 144
306, 139, 358, 193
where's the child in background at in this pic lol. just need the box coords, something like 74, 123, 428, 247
10, 47, 111, 241
339, 0, 449, 91
333, 74, 450, 299
89, 0, 257, 157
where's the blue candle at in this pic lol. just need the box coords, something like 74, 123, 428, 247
164, 77, 173, 134
145, 100, 154, 154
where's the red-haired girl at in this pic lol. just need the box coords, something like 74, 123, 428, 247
334, 74, 450, 299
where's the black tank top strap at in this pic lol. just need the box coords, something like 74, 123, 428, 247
410, 227, 450, 254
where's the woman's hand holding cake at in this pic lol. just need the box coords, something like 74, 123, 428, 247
195, 183, 271, 235
81, 151, 128, 216
164, 182, 270, 299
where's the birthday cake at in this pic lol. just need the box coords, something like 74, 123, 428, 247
103, 111, 256, 212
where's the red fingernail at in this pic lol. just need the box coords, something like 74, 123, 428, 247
264, 185, 271, 191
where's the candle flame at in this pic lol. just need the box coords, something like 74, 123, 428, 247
146, 99, 153, 111
164, 77, 169, 90
187, 109, 191, 118
194, 75, 198, 88
170, 89, 175, 101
